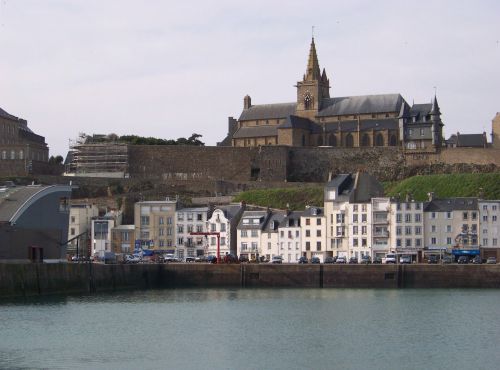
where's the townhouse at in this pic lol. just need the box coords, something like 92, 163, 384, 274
479, 200, 499, 258
207, 204, 245, 257
134, 199, 177, 251
389, 199, 424, 262
277, 211, 303, 263
176, 207, 209, 259
237, 210, 271, 261
301, 206, 326, 261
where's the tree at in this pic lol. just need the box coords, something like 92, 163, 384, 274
48, 155, 64, 165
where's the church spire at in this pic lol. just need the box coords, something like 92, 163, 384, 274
305, 37, 321, 81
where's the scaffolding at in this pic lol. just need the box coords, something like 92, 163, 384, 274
65, 135, 129, 177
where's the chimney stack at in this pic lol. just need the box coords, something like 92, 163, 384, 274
244, 95, 252, 110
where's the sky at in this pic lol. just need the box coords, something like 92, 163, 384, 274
0, 0, 499, 157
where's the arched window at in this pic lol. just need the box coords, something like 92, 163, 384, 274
345, 133, 354, 148
19, 150, 24, 160
1, 150, 6, 160
10, 150, 15, 160
361, 134, 370, 147
317, 136, 323, 146
328, 134, 337, 147
304, 94, 312, 110
375, 133, 384, 147
302, 135, 306, 146
389, 135, 397, 146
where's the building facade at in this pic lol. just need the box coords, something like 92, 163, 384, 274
207, 204, 245, 257
134, 199, 177, 252
300, 207, 326, 261
91, 210, 123, 256
176, 207, 209, 259
111, 225, 135, 254
67, 203, 99, 257
479, 200, 499, 252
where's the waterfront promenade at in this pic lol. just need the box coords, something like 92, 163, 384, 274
2, 263, 500, 298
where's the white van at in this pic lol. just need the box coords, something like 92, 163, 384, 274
384, 253, 397, 264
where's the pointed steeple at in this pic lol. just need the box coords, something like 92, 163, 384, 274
430, 95, 440, 115
305, 37, 321, 81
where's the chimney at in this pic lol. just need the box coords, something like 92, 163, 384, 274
427, 192, 435, 201
244, 95, 252, 110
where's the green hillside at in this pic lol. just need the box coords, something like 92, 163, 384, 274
233, 173, 500, 209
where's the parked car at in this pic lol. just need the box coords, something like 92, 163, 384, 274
428, 255, 439, 264
349, 257, 358, 264
206, 255, 218, 264
486, 257, 497, 264
125, 254, 141, 264
442, 256, 453, 264
324, 256, 336, 264
238, 255, 249, 263
311, 256, 321, 264
164, 253, 176, 262
195, 256, 207, 263
372, 257, 382, 264
400, 255, 412, 264
361, 255, 371, 264
271, 256, 283, 264
336, 256, 347, 264
457, 256, 469, 264
385, 253, 396, 264
472, 255, 482, 264
185, 256, 196, 262
298, 256, 308, 264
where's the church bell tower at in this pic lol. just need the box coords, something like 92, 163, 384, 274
296, 38, 330, 119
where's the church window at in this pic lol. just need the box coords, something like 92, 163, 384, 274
385, 113, 390, 118
1, 150, 6, 160
304, 94, 312, 110
19, 150, 24, 160
361, 134, 370, 147
345, 134, 354, 148
375, 133, 384, 147
10, 150, 15, 160
389, 135, 397, 146
328, 134, 337, 147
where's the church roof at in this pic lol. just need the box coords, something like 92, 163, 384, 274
455, 133, 486, 147
239, 102, 297, 121
409, 103, 432, 117
318, 94, 404, 117
279, 115, 322, 133
323, 119, 398, 133
0, 107, 19, 121
232, 125, 278, 139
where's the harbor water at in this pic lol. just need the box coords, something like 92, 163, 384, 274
1, 288, 500, 370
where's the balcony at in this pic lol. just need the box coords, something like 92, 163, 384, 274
373, 231, 389, 238
373, 218, 388, 225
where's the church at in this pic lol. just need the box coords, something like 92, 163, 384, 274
221, 38, 444, 151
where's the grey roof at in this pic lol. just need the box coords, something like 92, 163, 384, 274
410, 104, 432, 117
0, 107, 18, 121
281, 211, 304, 228
456, 134, 486, 147
0, 186, 49, 222
238, 210, 270, 229
350, 173, 384, 203
262, 211, 286, 232
279, 115, 320, 132
239, 103, 297, 121
424, 198, 478, 212
216, 204, 243, 220
359, 119, 398, 131
302, 206, 324, 217
318, 94, 404, 117
325, 174, 353, 195
232, 125, 278, 139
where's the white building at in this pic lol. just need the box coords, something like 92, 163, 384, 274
479, 200, 499, 250
389, 199, 424, 261
277, 211, 303, 263
301, 206, 326, 261
67, 202, 99, 256
207, 204, 245, 257
91, 210, 122, 256
237, 210, 271, 261
176, 207, 209, 259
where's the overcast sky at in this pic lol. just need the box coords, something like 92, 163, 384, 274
1, 0, 499, 156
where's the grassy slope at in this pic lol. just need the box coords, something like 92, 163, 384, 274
234, 173, 500, 209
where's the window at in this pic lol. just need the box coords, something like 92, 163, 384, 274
353, 226, 358, 235
210, 223, 216, 232
396, 226, 402, 236
361, 214, 367, 223
70, 228, 75, 236
463, 212, 468, 220
167, 227, 172, 235
159, 228, 164, 236
10, 150, 15, 159
167, 217, 172, 225
59, 197, 69, 212
483, 205, 488, 211
196, 225, 202, 232
187, 225, 193, 233
241, 242, 248, 251
159, 217, 164, 225
483, 238, 488, 246
220, 223, 226, 232
177, 225, 184, 233
493, 216, 497, 222
405, 214, 412, 223
431, 237, 437, 244
316, 218, 321, 226
197, 214, 203, 221
268, 242, 271, 250
336, 226, 345, 236
396, 214, 402, 223
493, 238, 498, 246
241, 230, 247, 237
178, 237, 184, 245
19, 150, 24, 160
280, 230, 284, 238
306, 218, 310, 226
415, 214, 421, 222
177, 213, 184, 221
483, 215, 488, 222
353, 239, 358, 247
251, 242, 257, 250
251, 230, 258, 237
141, 216, 150, 225
296, 230, 299, 237
472, 212, 477, 221
1, 151, 6, 160
396, 239, 402, 247
431, 225, 436, 233
316, 241, 321, 251
306, 242, 310, 251
362, 204, 367, 212
405, 203, 411, 211
316, 230, 321, 237
416, 239, 421, 247
336, 214, 344, 223
305, 230, 311, 237
187, 213, 193, 221
362, 238, 367, 247
406, 239, 412, 247
353, 214, 358, 223
431, 212, 436, 219
353, 205, 358, 212
415, 226, 421, 235
71, 216, 75, 223
405, 226, 412, 235
493, 205, 497, 211
361, 226, 367, 235
446, 225, 452, 233
415, 203, 421, 210
446, 237, 452, 245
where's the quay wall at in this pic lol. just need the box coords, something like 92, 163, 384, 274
2, 263, 500, 298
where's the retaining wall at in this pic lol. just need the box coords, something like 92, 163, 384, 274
3, 263, 500, 298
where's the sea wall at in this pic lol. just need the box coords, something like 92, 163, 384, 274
3, 263, 500, 298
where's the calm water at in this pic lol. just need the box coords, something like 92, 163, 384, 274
1, 288, 500, 370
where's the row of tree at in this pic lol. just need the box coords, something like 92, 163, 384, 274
84, 133, 205, 146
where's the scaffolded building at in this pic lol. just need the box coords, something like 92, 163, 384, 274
65, 135, 129, 178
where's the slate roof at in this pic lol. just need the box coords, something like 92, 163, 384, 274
0, 107, 18, 121
318, 94, 404, 117
424, 198, 478, 212
216, 204, 244, 220
232, 125, 278, 139
325, 173, 384, 203
302, 206, 324, 217
0, 186, 48, 222
456, 134, 486, 147
279, 115, 319, 131
239, 103, 297, 121
238, 210, 270, 229
280, 211, 304, 228
262, 211, 286, 232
